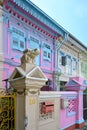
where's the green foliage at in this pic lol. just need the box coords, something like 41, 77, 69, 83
84, 89, 87, 93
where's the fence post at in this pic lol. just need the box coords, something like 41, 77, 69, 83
75, 91, 84, 128
9, 49, 47, 130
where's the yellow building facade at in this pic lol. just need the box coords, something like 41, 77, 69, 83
57, 34, 87, 90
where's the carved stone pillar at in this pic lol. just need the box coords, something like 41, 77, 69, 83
9, 49, 48, 130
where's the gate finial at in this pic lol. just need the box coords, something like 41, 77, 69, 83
21, 48, 40, 64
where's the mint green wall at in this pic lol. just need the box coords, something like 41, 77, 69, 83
81, 62, 87, 79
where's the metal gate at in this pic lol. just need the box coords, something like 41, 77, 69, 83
0, 94, 16, 130
83, 93, 87, 120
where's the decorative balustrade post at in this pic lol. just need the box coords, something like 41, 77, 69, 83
9, 49, 48, 130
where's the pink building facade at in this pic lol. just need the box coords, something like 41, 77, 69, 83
0, 1, 87, 130
1, 0, 67, 90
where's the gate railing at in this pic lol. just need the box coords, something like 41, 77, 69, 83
0, 94, 16, 130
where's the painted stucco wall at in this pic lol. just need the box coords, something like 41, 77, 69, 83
2, 5, 56, 89
59, 41, 80, 82
60, 92, 77, 129
39, 92, 61, 130
79, 52, 87, 80
14, 89, 84, 130
1, 0, 87, 92
39, 91, 84, 130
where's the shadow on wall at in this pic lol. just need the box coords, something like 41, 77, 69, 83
41, 79, 54, 91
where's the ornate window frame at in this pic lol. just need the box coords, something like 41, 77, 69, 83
43, 43, 51, 62
12, 27, 26, 51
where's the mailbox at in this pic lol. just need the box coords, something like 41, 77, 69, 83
41, 101, 54, 114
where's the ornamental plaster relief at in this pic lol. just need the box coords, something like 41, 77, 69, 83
9, 0, 65, 36
62, 43, 79, 58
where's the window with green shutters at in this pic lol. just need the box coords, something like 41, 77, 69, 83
81, 62, 87, 78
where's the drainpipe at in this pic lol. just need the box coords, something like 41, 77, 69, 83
54, 33, 69, 91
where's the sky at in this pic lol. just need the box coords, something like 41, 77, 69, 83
30, 0, 87, 47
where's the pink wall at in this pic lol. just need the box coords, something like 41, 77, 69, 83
60, 92, 77, 129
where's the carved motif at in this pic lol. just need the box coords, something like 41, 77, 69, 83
21, 48, 40, 64
11, 0, 64, 36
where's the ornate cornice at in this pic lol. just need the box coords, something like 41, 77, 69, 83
7, 0, 66, 37
68, 34, 87, 52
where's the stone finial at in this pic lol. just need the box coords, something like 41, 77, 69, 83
21, 48, 40, 64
